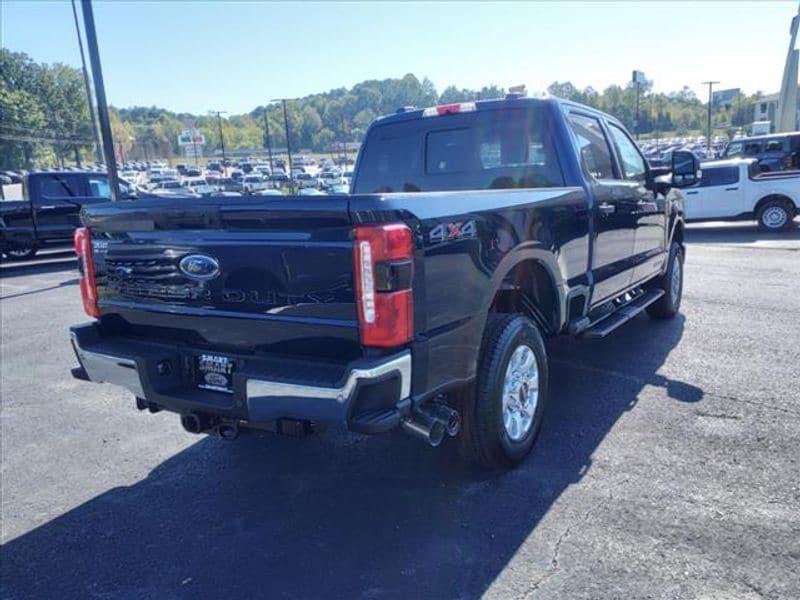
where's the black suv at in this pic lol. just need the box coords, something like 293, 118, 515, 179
723, 132, 800, 172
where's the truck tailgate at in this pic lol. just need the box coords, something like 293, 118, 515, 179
82, 196, 360, 359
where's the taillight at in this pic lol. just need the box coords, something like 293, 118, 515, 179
354, 223, 414, 347
74, 227, 99, 318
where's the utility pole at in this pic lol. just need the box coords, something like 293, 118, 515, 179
262, 107, 274, 175
80, 0, 120, 201
273, 98, 295, 192
211, 111, 227, 165
71, 0, 102, 165
702, 80, 720, 152
635, 81, 641, 140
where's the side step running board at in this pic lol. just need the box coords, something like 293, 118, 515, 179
580, 289, 665, 339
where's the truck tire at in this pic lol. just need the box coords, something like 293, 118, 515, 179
757, 198, 794, 232
459, 314, 549, 469
646, 242, 683, 320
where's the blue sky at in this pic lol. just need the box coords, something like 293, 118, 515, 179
1, 1, 795, 114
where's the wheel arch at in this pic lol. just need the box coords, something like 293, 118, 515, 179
754, 194, 797, 217
486, 254, 563, 336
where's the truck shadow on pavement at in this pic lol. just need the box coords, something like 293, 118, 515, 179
1, 315, 699, 599
685, 221, 800, 245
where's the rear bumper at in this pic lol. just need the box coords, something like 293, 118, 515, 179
70, 321, 411, 433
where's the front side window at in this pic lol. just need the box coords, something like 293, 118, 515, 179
726, 142, 743, 157
608, 124, 646, 180
567, 113, 616, 180
698, 167, 739, 187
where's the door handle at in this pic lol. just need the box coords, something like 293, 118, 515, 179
724, 187, 739, 191
598, 202, 615, 215
685, 191, 698, 195
38, 205, 56, 210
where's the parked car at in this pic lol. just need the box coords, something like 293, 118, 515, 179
682, 158, 799, 231
206, 162, 224, 173
242, 175, 270, 194
69, 95, 693, 469
0, 171, 139, 259
294, 172, 317, 189
723, 132, 800, 173
319, 171, 345, 189
217, 177, 243, 193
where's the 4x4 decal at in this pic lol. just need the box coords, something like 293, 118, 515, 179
429, 219, 476, 244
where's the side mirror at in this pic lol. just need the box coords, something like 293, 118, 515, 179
671, 150, 701, 188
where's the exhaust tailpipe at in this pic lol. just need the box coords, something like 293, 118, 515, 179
180, 413, 217, 435
181, 413, 202, 434
429, 404, 461, 437
217, 422, 239, 440
401, 403, 461, 447
401, 416, 446, 447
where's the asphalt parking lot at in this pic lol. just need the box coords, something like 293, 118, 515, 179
1, 222, 799, 600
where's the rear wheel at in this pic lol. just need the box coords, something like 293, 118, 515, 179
459, 314, 549, 469
646, 242, 683, 320
757, 199, 794, 232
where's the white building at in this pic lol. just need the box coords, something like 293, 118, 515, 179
754, 88, 800, 132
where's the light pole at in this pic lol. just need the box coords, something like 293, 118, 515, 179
702, 80, 720, 152
210, 111, 227, 165
262, 107, 274, 176
272, 98, 295, 193
80, 0, 121, 201
71, 0, 102, 165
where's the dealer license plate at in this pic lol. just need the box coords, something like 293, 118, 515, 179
196, 353, 235, 393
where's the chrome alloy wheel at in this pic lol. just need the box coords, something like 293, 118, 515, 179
501, 344, 539, 442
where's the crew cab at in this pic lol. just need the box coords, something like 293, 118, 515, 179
683, 158, 799, 231
1, 171, 138, 260
69, 96, 694, 469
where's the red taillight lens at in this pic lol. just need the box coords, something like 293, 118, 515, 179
354, 223, 414, 347
74, 227, 99, 318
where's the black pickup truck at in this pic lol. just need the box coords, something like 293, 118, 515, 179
0, 171, 140, 260
70, 95, 697, 469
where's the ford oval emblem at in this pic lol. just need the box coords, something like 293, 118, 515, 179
179, 254, 220, 280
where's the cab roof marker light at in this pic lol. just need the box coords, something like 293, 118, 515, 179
421, 102, 477, 118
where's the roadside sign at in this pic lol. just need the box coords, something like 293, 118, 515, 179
178, 129, 205, 146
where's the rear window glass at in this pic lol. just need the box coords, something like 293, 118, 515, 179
37, 175, 82, 200
354, 107, 564, 193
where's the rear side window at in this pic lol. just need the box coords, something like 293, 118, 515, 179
764, 139, 785, 152
743, 141, 763, 154
88, 176, 111, 198
354, 107, 564, 193
37, 174, 82, 201
698, 166, 739, 187
567, 113, 616, 180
